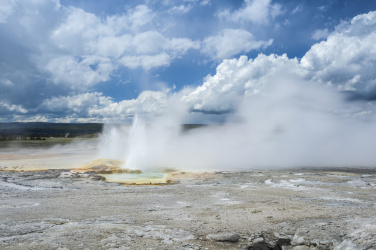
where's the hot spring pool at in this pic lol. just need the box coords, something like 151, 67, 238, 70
98, 172, 169, 184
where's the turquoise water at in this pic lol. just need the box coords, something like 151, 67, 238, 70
98, 172, 168, 184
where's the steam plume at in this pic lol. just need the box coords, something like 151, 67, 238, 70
99, 76, 376, 171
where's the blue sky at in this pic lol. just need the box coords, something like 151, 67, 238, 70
1, 0, 376, 123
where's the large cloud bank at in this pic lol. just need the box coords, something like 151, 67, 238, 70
0, 0, 376, 122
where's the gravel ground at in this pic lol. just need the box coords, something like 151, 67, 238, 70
1, 168, 376, 249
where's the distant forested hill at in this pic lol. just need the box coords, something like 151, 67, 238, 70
0, 122, 208, 141
0, 122, 103, 139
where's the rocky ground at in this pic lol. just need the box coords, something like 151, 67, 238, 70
1, 168, 376, 249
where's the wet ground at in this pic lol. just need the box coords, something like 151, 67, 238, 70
1, 167, 376, 249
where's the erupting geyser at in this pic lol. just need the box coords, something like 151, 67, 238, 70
124, 115, 148, 170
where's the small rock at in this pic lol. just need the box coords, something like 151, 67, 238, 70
59, 172, 73, 178
90, 175, 105, 181
283, 246, 316, 250
245, 238, 270, 250
206, 232, 240, 242
252, 237, 265, 244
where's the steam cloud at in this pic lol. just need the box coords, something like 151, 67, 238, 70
98, 75, 376, 171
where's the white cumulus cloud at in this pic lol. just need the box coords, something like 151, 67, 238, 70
45, 56, 114, 88
38, 91, 169, 122
218, 0, 282, 24
301, 11, 376, 96
181, 54, 300, 113
47, 5, 199, 75
202, 29, 273, 59
0, 102, 27, 114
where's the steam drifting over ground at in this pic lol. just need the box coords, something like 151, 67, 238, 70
99, 76, 376, 171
